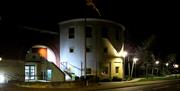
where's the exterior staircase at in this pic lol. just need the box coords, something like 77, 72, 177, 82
60, 62, 81, 81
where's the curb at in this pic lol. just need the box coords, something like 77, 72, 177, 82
85, 79, 180, 91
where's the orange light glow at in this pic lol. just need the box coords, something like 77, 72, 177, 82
38, 48, 47, 59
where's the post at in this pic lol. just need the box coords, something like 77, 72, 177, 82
81, 61, 83, 77
122, 51, 127, 80
131, 62, 135, 79
135, 63, 136, 78
84, 18, 87, 86
157, 68, 159, 76
128, 57, 131, 80
123, 57, 125, 80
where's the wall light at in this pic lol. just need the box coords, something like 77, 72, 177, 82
0, 74, 5, 83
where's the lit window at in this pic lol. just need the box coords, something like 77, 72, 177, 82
25, 65, 35, 80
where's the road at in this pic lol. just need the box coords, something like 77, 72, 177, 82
1, 80, 180, 91
98, 80, 180, 91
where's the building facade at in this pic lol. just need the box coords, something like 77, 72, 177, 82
59, 18, 125, 80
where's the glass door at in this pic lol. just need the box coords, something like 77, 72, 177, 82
25, 65, 35, 80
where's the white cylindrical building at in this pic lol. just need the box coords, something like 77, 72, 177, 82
59, 18, 125, 80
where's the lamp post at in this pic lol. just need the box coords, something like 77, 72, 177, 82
155, 61, 159, 76
85, 0, 101, 85
131, 57, 138, 79
165, 62, 169, 74
173, 64, 179, 78
134, 58, 138, 78
122, 51, 128, 80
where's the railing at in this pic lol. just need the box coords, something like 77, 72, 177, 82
60, 62, 82, 72
60, 62, 82, 80
3, 73, 25, 83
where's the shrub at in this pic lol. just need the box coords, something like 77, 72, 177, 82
112, 76, 122, 81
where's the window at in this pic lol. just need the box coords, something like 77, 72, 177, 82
68, 27, 75, 39
85, 26, 92, 38
115, 67, 119, 73
86, 46, 92, 52
103, 67, 108, 74
86, 68, 91, 74
86, 47, 90, 52
101, 27, 108, 38
104, 47, 108, 53
69, 48, 74, 53
25, 65, 35, 80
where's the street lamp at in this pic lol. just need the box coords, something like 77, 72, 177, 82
155, 60, 159, 76
155, 61, 159, 65
174, 64, 179, 68
173, 64, 179, 78
122, 51, 128, 80
133, 58, 138, 64
133, 58, 138, 78
165, 63, 169, 67
131, 57, 138, 79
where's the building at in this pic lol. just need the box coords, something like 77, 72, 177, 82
0, 47, 65, 83
59, 18, 125, 80
0, 18, 125, 83
0, 22, 65, 83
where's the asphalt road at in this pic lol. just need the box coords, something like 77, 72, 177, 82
98, 80, 180, 91
1, 80, 180, 91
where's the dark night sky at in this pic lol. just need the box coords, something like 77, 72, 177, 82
1, 0, 180, 61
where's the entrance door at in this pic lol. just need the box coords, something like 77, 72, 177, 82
47, 69, 52, 80
25, 65, 35, 80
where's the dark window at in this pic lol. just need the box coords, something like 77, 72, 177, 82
86, 68, 91, 74
103, 67, 108, 74
115, 67, 119, 73
68, 28, 75, 39
86, 47, 91, 52
32, 48, 39, 53
85, 26, 92, 38
104, 47, 108, 53
69, 48, 74, 53
101, 27, 108, 38
116, 30, 120, 40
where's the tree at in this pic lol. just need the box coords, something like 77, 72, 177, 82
165, 53, 177, 74
138, 35, 156, 78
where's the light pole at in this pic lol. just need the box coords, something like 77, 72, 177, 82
131, 57, 138, 79
155, 60, 159, 76
165, 62, 169, 75
173, 64, 179, 78
122, 51, 128, 80
85, 0, 101, 85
